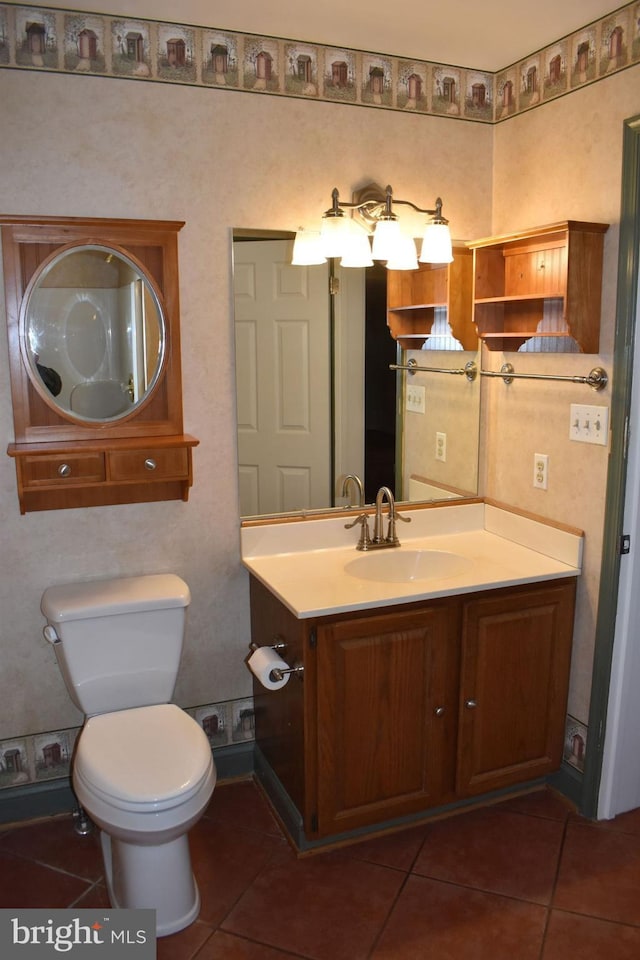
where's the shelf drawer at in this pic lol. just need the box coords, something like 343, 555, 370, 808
108, 447, 189, 481
20, 453, 106, 487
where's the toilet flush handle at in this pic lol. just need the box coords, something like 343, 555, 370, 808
43, 625, 60, 645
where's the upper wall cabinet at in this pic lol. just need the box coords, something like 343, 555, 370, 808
1, 216, 198, 513
386, 246, 476, 350
467, 221, 609, 353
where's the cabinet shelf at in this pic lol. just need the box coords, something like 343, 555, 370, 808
474, 293, 564, 304
387, 246, 475, 351
468, 221, 608, 353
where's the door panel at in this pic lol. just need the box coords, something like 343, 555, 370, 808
457, 582, 575, 795
316, 603, 459, 836
234, 240, 330, 515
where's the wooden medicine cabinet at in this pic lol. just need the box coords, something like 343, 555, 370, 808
1, 215, 198, 513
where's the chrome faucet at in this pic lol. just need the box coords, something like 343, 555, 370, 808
345, 485, 411, 550
341, 473, 364, 508
373, 486, 396, 544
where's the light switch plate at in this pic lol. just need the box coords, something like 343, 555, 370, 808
406, 384, 426, 414
569, 404, 609, 445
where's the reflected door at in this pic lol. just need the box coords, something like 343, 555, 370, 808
234, 240, 330, 516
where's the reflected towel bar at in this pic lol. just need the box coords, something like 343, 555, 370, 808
389, 359, 478, 380
390, 359, 608, 391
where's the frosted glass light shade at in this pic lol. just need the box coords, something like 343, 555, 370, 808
292, 229, 327, 265
371, 218, 402, 261
385, 234, 419, 270
419, 222, 453, 263
320, 216, 350, 258
340, 222, 373, 268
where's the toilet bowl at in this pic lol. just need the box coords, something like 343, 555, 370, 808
40, 574, 215, 937
73, 705, 215, 936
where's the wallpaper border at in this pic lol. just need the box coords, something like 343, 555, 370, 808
0, 2, 638, 124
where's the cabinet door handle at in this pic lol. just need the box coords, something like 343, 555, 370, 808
144, 458, 157, 471
434, 706, 445, 717
57, 463, 71, 477
464, 698, 478, 710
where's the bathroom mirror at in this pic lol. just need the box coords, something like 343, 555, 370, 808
21, 243, 165, 423
233, 230, 481, 519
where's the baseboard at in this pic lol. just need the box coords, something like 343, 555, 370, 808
547, 761, 584, 811
0, 741, 256, 826
0, 778, 77, 826
253, 745, 305, 846
254, 748, 553, 853
213, 741, 255, 781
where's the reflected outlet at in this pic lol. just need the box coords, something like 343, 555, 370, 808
533, 453, 549, 490
436, 432, 447, 462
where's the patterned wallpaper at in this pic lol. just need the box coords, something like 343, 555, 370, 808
0, 2, 638, 123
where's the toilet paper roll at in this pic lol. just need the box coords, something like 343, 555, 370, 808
247, 646, 291, 691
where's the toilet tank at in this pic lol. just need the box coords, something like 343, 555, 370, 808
41, 574, 191, 716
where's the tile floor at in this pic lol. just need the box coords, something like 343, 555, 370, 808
2, 780, 640, 959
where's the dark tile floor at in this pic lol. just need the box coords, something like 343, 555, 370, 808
2, 780, 640, 959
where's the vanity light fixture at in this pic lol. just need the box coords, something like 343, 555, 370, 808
293, 183, 453, 269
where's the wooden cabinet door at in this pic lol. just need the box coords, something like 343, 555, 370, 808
316, 602, 460, 838
457, 580, 576, 796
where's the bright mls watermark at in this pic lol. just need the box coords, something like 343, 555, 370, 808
0, 910, 156, 958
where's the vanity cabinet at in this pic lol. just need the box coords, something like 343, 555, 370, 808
467, 221, 608, 352
1, 215, 198, 512
250, 575, 576, 845
386, 246, 475, 350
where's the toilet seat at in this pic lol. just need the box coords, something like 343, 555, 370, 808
75, 704, 213, 812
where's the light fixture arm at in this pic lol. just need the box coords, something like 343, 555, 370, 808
326, 185, 447, 224
390, 194, 448, 224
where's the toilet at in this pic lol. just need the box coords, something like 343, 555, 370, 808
40, 574, 216, 937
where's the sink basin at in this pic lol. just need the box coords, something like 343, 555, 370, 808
344, 549, 472, 583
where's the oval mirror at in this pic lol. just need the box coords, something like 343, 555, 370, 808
21, 244, 166, 423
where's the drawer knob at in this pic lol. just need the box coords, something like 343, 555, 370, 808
464, 698, 478, 710
58, 463, 71, 478
144, 458, 157, 471
434, 706, 445, 717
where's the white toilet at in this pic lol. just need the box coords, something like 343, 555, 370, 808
40, 574, 216, 937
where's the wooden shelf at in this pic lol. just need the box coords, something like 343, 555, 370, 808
7, 435, 198, 514
387, 246, 476, 351
467, 221, 609, 353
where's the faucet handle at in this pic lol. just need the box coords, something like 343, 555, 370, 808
386, 508, 411, 545
344, 513, 372, 550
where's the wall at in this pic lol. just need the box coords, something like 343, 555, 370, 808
0, 68, 492, 751
488, 71, 640, 729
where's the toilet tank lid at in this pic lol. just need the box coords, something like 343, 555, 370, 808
41, 574, 191, 623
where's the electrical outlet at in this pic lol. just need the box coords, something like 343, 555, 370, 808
406, 384, 426, 414
533, 453, 548, 490
569, 404, 609, 445
435, 432, 447, 462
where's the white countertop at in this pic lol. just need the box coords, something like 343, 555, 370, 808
241, 502, 583, 619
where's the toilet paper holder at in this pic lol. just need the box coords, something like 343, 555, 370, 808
249, 639, 304, 681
